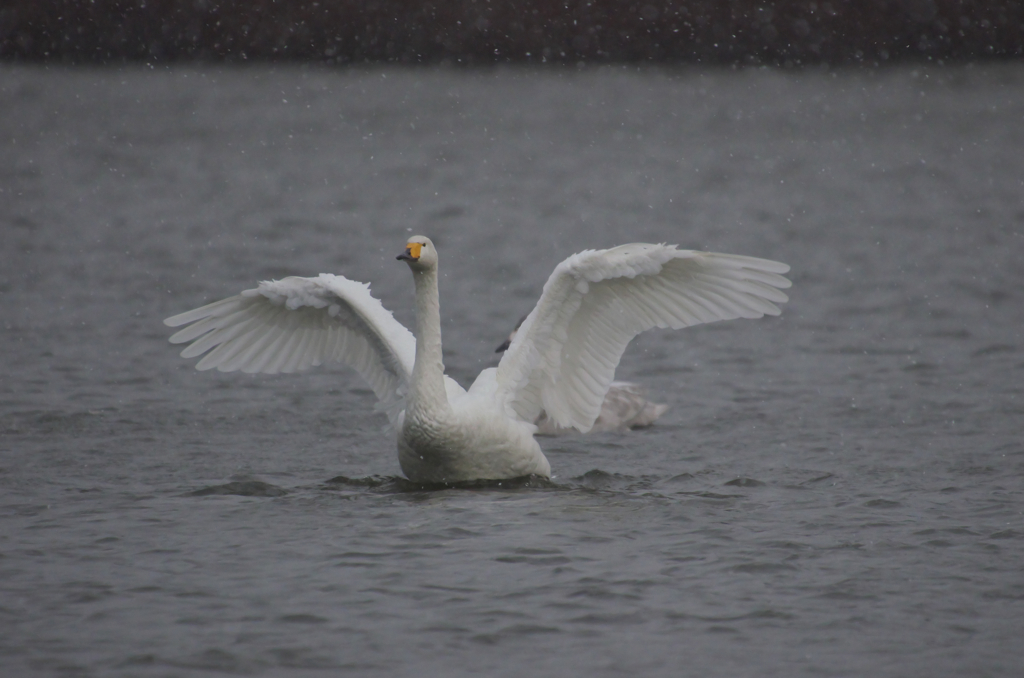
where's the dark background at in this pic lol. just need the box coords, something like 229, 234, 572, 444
2, 0, 1022, 65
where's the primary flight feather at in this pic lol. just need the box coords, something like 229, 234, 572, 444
165, 237, 791, 483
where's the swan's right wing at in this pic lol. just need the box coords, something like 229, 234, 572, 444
494, 244, 790, 432
164, 274, 416, 425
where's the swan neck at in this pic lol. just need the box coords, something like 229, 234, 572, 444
409, 267, 449, 417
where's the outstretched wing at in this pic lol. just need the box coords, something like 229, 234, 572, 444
494, 244, 791, 432
164, 274, 416, 425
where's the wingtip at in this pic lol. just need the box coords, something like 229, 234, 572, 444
164, 313, 189, 328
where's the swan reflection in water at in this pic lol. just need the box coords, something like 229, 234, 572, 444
165, 236, 790, 483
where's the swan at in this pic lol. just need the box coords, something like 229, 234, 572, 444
535, 381, 668, 436
496, 319, 668, 434
164, 236, 791, 483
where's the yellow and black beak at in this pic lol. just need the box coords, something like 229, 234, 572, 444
396, 242, 422, 262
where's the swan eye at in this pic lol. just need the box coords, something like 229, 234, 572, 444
405, 242, 423, 259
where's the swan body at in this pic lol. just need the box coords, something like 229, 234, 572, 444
165, 237, 791, 483
498, 322, 668, 435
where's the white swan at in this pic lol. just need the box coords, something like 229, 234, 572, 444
536, 381, 668, 435
165, 236, 791, 483
497, 319, 668, 435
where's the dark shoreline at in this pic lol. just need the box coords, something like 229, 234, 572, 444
3, 0, 1022, 65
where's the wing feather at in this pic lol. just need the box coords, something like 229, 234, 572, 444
164, 297, 242, 328
179, 313, 262, 359
278, 326, 310, 374
169, 308, 247, 345
165, 273, 415, 425
688, 282, 757, 319
493, 244, 790, 431
265, 318, 306, 374
233, 317, 288, 373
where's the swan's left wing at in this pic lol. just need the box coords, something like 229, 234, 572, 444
164, 274, 415, 425
493, 244, 791, 432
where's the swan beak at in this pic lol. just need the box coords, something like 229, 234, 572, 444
495, 338, 511, 353
396, 242, 422, 262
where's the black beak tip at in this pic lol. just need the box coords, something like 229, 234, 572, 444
495, 340, 511, 353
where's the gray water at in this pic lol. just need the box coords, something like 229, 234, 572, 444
1, 63, 1022, 677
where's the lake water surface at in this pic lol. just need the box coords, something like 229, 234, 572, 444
1, 63, 1022, 677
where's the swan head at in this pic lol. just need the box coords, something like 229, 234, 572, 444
396, 235, 438, 271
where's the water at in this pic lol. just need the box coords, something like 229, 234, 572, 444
1, 63, 1022, 677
